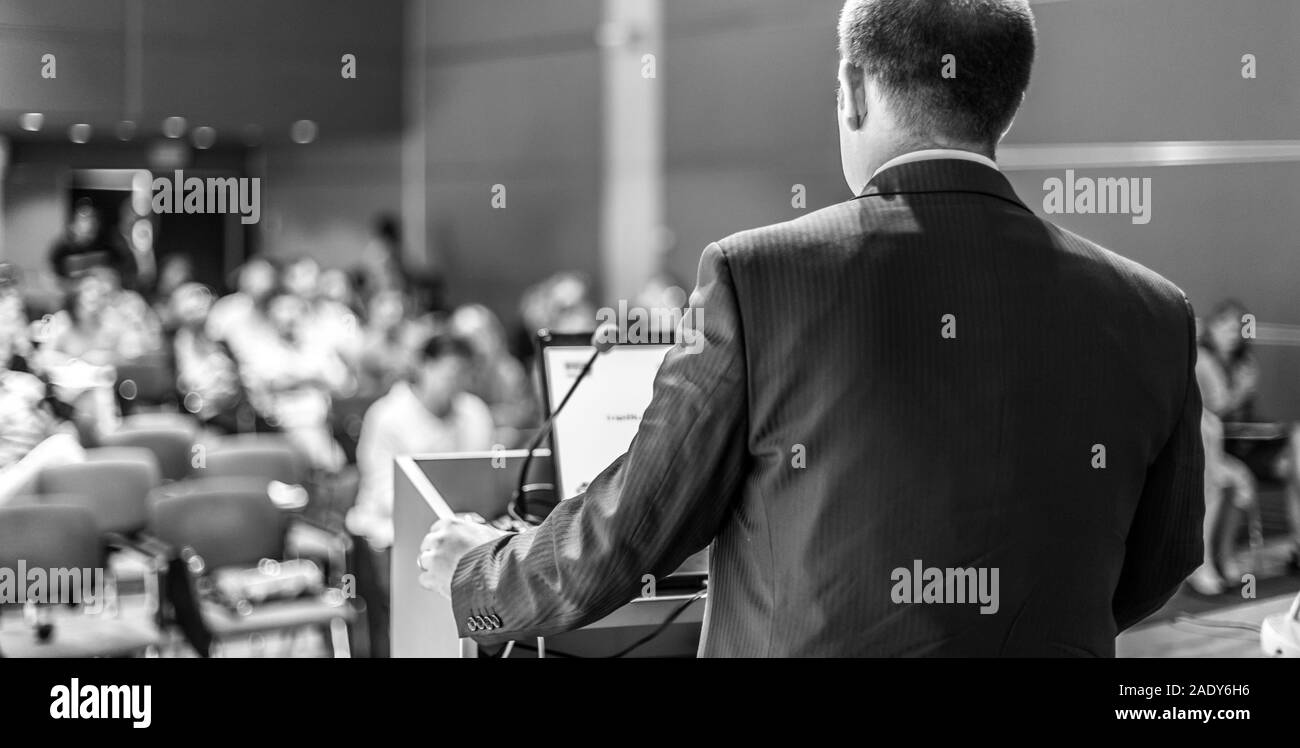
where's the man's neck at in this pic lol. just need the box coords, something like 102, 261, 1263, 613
861, 135, 995, 181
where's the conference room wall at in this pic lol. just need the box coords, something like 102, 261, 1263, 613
259, 136, 403, 271
416, 0, 604, 320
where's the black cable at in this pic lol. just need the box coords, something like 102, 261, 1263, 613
510, 348, 601, 524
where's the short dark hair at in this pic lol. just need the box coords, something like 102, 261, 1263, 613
838, 0, 1036, 146
420, 333, 474, 364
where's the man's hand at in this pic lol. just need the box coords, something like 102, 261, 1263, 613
417, 517, 508, 598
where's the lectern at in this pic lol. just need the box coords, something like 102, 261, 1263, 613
390, 450, 705, 658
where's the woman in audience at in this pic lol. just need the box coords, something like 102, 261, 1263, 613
1195, 404, 1257, 594
1197, 299, 1300, 579
449, 303, 537, 447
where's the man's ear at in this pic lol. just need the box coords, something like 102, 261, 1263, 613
838, 59, 867, 132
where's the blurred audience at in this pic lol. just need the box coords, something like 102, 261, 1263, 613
37, 268, 162, 367
515, 271, 597, 362
237, 289, 348, 472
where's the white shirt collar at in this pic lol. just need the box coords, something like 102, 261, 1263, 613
870, 148, 999, 181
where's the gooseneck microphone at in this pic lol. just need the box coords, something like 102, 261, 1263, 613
509, 325, 618, 524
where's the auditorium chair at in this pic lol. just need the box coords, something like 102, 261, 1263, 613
0, 505, 162, 657
199, 433, 307, 486
114, 354, 179, 415
147, 478, 358, 657
35, 448, 168, 589
99, 425, 194, 482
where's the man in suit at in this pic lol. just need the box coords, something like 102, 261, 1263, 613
418, 0, 1203, 656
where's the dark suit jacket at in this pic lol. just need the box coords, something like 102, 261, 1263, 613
452, 158, 1204, 657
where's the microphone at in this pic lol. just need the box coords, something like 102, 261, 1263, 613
509, 324, 619, 524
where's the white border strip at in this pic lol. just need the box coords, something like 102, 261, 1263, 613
999, 141, 1300, 171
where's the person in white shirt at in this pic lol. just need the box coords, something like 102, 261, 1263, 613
347, 333, 494, 550
345, 332, 493, 657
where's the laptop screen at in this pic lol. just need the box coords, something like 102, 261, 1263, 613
539, 337, 673, 500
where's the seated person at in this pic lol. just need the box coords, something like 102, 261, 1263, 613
448, 304, 537, 447
353, 290, 421, 398
37, 267, 162, 367
344, 333, 492, 657
0, 330, 86, 506
207, 256, 278, 347
171, 283, 244, 433
1193, 405, 1255, 594
1198, 300, 1300, 572
234, 290, 347, 472
346, 333, 493, 550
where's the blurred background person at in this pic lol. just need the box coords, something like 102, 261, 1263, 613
345, 332, 492, 656
0, 264, 34, 372
171, 282, 246, 434
235, 289, 347, 472
354, 289, 422, 398
0, 336, 85, 505
353, 213, 408, 302
152, 253, 195, 335
207, 256, 278, 347
1198, 300, 1300, 575
513, 271, 597, 363
47, 198, 131, 287
347, 332, 492, 548
448, 303, 536, 448
37, 267, 162, 367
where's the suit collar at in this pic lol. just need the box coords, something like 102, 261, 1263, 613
857, 158, 1032, 214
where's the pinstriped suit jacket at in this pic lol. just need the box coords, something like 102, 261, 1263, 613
451, 158, 1204, 657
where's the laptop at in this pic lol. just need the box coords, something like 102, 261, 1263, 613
536, 330, 709, 589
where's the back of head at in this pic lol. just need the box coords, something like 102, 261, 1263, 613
838, 0, 1036, 148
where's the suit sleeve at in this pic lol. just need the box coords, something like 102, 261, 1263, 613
1112, 295, 1206, 631
450, 243, 749, 643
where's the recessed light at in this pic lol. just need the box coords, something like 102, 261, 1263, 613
192, 126, 217, 149
162, 116, 187, 138
290, 119, 318, 144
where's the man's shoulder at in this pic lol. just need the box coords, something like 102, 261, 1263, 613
1046, 222, 1190, 313
712, 198, 1189, 313
713, 199, 867, 260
